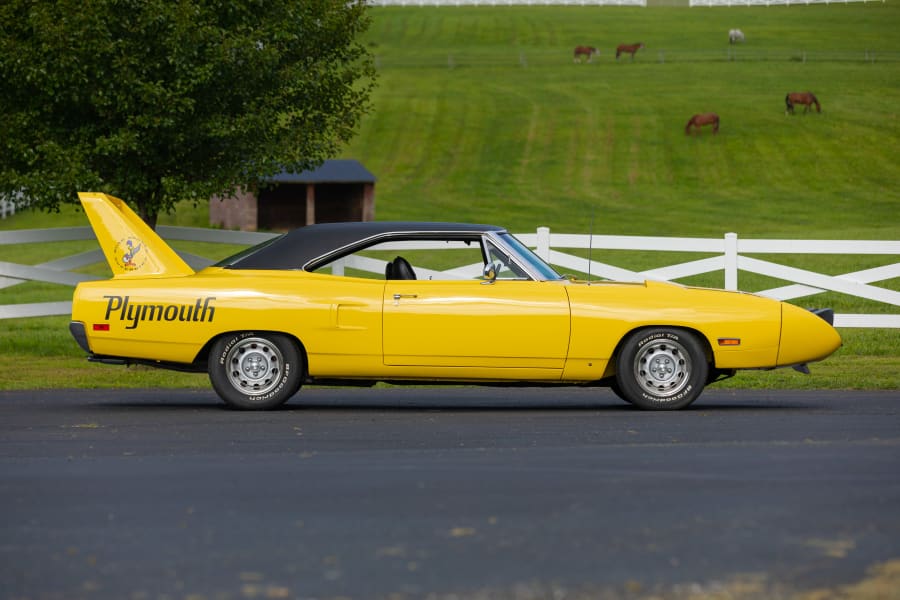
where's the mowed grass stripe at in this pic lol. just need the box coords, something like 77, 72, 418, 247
348, 6, 898, 238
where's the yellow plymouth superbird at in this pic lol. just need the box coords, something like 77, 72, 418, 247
70, 192, 841, 410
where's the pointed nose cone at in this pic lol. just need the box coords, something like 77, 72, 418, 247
777, 303, 842, 367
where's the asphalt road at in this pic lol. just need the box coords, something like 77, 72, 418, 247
1, 387, 899, 600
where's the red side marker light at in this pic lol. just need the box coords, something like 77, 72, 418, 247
718, 338, 741, 347
93, 323, 110, 331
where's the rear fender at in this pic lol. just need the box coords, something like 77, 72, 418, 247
199, 330, 309, 380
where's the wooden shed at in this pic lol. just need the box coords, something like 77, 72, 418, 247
209, 160, 376, 231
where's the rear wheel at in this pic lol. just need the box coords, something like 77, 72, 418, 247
208, 332, 303, 410
614, 328, 708, 410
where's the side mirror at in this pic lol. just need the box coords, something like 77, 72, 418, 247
482, 262, 500, 283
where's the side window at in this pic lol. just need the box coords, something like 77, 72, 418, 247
312, 238, 487, 280
484, 240, 529, 280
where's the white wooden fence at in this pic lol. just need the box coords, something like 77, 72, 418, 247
366, 0, 878, 5
690, 0, 880, 5
0, 192, 24, 219
368, 1, 646, 5
522, 228, 900, 328
1, 225, 897, 327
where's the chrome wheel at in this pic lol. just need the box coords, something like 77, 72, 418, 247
224, 336, 284, 395
209, 332, 303, 410
614, 328, 708, 410
633, 337, 692, 399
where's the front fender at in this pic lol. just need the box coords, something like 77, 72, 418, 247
777, 303, 842, 367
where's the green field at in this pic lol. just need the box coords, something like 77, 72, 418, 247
348, 4, 899, 239
1, 3, 898, 391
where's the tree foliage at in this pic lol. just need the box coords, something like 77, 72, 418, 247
0, 0, 375, 227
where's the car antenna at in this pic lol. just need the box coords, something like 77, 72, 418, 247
587, 213, 594, 284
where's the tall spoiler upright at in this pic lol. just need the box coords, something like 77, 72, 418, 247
78, 192, 194, 278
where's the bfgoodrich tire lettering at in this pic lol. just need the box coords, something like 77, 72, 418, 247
614, 328, 708, 410
208, 332, 303, 410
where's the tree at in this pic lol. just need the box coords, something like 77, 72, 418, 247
0, 0, 375, 228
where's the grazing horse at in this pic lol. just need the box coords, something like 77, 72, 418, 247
615, 43, 644, 61
573, 46, 599, 63
728, 29, 745, 44
785, 92, 821, 114
685, 113, 720, 135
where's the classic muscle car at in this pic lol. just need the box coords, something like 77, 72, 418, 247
69, 192, 841, 410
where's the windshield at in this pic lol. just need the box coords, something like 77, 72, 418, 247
497, 233, 563, 281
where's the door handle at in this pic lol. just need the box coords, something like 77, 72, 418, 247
392, 293, 417, 305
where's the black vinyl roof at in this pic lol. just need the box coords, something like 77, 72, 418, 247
218, 221, 506, 271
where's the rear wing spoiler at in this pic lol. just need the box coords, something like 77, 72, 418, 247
78, 192, 194, 278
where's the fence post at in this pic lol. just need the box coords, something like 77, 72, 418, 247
331, 256, 345, 276
0, 197, 17, 219
536, 226, 551, 262
725, 232, 738, 290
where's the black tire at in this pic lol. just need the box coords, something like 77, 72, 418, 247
614, 328, 708, 410
609, 381, 632, 404
208, 332, 303, 410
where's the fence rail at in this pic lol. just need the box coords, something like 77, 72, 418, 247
690, 0, 881, 6
367, 1, 646, 5
366, 0, 879, 5
1, 226, 897, 327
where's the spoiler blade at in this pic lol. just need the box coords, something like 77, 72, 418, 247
78, 192, 194, 278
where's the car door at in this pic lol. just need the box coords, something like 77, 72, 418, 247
383, 278, 571, 370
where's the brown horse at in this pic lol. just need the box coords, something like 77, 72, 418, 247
685, 113, 719, 135
785, 92, 821, 114
615, 43, 644, 61
573, 46, 599, 63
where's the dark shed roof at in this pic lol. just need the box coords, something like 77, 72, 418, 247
266, 160, 376, 184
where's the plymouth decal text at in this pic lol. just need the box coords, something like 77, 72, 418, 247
103, 295, 216, 329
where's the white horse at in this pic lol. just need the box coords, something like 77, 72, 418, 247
729, 29, 745, 44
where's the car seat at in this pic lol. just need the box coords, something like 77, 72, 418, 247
385, 256, 417, 280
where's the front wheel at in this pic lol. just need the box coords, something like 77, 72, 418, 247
614, 328, 708, 410
208, 332, 303, 410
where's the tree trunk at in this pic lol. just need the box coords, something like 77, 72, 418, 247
137, 200, 159, 230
